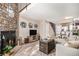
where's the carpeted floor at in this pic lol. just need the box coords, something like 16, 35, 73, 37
14, 41, 55, 56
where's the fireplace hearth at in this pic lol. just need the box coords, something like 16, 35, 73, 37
0, 31, 16, 55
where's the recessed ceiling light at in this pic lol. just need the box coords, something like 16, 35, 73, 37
64, 16, 73, 19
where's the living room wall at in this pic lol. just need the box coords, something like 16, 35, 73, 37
19, 14, 39, 40
39, 20, 55, 39
19, 8, 55, 40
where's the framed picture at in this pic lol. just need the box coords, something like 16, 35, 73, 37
20, 22, 26, 28
34, 24, 38, 28
29, 23, 33, 28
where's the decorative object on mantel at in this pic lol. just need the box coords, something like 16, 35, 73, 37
34, 24, 38, 28
29, 22, 33, 28
20, 22, 26, 28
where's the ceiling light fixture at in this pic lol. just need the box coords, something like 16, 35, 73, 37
64, 16, 73, 19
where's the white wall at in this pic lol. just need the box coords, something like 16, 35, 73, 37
19, 15, 39, 40
39, 20, 47, 39
19, 8, 55, 40
39, 20, 55, 39
19, 15, 55, 40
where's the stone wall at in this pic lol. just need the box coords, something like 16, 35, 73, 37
0, 3, 19, 31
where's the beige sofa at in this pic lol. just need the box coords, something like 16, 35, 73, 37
56, 44, 79, 56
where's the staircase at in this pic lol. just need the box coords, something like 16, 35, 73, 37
49, 22, 56, 36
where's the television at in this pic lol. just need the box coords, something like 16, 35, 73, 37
30, 30, 37, 36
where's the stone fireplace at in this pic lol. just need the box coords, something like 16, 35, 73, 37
0, 3, 19, 55
0, 31, 16, 55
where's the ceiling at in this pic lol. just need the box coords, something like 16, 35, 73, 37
20, 3, 79, 23
18, 3, 30, 12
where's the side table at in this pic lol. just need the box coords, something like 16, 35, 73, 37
39, 39, 55, 54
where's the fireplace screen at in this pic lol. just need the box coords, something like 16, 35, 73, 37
0, 31, 16, 55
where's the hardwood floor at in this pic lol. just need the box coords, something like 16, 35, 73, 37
13, 41, 55, 56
